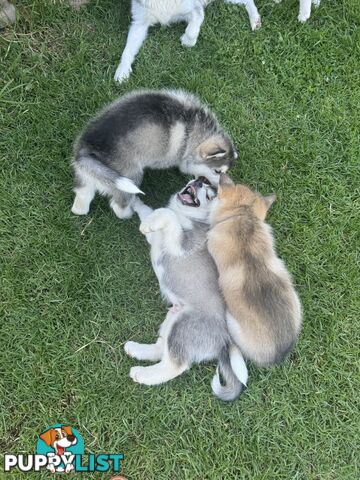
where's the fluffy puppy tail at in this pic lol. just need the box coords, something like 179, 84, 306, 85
75, 153, 144, 194
211, 344, 248, 402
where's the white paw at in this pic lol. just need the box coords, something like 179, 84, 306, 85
110, 201, 133, 219
180, 34, 197, 47
114, 64, 132, 83
312, 0, 320, 6
139, 219, 161, 235
298, 12, 311, 22
250, 15, 262, 31
71, 201, 89, 215
139, 222, 152, 235
130, 366, 148, 384
124, 341, 140, 358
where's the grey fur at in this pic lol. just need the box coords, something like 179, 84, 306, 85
124, 179, 247, 400
71, 89, 237, 218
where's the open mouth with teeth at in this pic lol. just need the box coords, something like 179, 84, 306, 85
177, 183, 200, 207
177, 177, 216, 207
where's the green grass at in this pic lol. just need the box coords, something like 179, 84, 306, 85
1, 0, 359, 478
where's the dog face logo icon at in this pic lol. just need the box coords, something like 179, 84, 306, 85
39, 426, 77, 456
36, 424, 84, 473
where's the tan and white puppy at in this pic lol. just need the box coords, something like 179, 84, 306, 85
39, 426, 77, 473
207, 175, 302, 367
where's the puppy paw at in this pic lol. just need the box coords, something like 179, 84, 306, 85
298, 12, 311, 22
139, 209, 172, 235
180, 34, 197, 47
250, 15, 262, 31
71, 199, 89, 215
114, 64, 132, 83
130, 366, 148, 384
124, 341, 140, 359
139, 222, 153, 235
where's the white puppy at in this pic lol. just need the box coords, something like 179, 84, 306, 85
114, 0, 261, 83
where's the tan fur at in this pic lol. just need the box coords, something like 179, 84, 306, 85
208, 175, 302, 367
198, 134, 230, 159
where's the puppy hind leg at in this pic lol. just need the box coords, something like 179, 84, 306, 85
225, 0, 261, 31
110, 191, 134, 219
71, 176, 96, 215
130, 350, 189, 386
298, 0, 312, 22
124, 338, 164, 362
181, 7, 205, 47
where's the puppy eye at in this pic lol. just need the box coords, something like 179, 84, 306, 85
214, 169, 221, 174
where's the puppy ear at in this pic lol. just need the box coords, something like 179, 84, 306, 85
219, 173, 235, 187
39, 429, 55, 446
62, 426, 72, 436
198, 135, 228, 159
263, 194, 276, 210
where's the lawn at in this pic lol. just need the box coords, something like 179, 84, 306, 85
0, 0, 359, 478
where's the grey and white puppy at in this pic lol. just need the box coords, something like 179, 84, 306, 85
124, 177, 248, 401
71, 89, 237, 219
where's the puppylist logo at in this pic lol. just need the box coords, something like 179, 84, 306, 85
4, 424, 124, 474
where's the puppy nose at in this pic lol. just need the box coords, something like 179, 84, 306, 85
67, 435, 76, 442
197, 176, 209, 185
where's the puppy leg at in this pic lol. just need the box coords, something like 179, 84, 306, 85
114, 20, 149, 83
181, 7, 205, 47
71, 181, 96, 215
298, 0, 312, 22
124, 338, 164, 362
125, 306, 180, 362
139, 208, 184, 256
110, 191, 134, 219
130, 350, 188, 385
133, 198, 153, 222
226, 0, 261, 31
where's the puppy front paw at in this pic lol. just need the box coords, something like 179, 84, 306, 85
180, 33, 197, 47
114, 63, 132, 83
298, 13, 310, 22
139, 209, 172, 235
250, 15, 262, 31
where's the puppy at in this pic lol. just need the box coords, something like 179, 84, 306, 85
71, 89, 237, 219
124, 177, 248, 401
275, 0, 320, 23
207, 174, 302, 367
114, 0, 261, 83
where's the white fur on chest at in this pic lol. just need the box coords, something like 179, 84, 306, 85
135, 0, 200, 25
